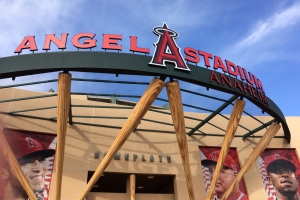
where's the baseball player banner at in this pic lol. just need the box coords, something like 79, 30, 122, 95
257, 149, 300, 200
0, 128, 56, 200
199, 147, 248, 200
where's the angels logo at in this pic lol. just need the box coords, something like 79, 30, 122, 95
25, 137, 40, 148
211, 151, 217, 161
274, 154, 280, 160
149, 23, 190, 71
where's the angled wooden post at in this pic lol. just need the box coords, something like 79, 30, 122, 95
0, 126, 38, 200
130, 174, 136, 200
206, 99, 245, 200
220, 122, 281, 200
56, 72, 72, 200
77, 77, 164, 200
166, 81, 195, 200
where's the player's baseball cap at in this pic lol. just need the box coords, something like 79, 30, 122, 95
4, 133, 55, 163
201, 151, 237, 171
264, 154, 296, 174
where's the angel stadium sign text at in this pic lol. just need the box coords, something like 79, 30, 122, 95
13, 23, 267, 105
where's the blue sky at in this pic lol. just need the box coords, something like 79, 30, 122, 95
0, 0, 299, 116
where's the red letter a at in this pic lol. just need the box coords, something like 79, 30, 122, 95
14, 36, 38, 54
149, 23, 190, 71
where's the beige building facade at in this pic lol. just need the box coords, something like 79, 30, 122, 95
0, 86, 299, 200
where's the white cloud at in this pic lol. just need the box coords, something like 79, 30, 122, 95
237, 3, 300, 48
217, 2, 300, 68
0, 0, 83, 92
0, 0, 82, 57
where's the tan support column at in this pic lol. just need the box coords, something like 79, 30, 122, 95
206, 99, 245, 200
220, 122, 281, 200
56, 72, 71, 200
166, 81, 195, 200
78, 77, 164, 200
130, 174, 136, 200
0, 126, 38, 200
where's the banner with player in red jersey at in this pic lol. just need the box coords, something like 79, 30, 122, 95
257, 149, 300, 200
0, 128, 56, 200
199, 147, 248, 200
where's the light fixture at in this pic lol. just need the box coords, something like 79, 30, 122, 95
137, 186, 143, 189
93, 185, 99, 188
147, 175, 154, 179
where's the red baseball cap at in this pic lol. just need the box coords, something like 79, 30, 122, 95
201, 151, 237, 171
4, 133, 55, 162
264, 154, 296, 174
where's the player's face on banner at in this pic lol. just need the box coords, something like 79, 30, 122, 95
19, 156, 47, 192
208, 165, 236, 194
268, 169, 299, 195
258, 149, 300, 200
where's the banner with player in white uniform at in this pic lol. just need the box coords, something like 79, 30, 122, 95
257, 149, 300, 200
199, 147, 248, 200
0, 128, 56, 200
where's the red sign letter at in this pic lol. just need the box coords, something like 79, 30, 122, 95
102, 34, 122, 51
184, 47, 200, 64
225, 60, 239, 76
213, 56, 228, 73
149, 23, 190, 71
130, 36, 149, 54
242, 68, 255, 85
72, 33, 97, 49
199, 50, 212, 67
43, 33, 68, 50
253, 75, 265, 93
14, 36, 38, 54
237, 66, 245, 80
210, 71, 220, 84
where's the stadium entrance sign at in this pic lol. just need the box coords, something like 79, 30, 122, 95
13, 23, 266, 103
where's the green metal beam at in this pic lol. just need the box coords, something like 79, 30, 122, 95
0, 111, 56, 121
71, 79, 269, 134
72, 92, 214, 113
0, 52, 290, 142
72, 115, 127, 119
73, 120, 204, 134
192, 132, 285, 138
0, 79, 58, 89
1, 110, 283, 139
180, 115, 225, 132
242, 119, 277, 140
72, 79, 229, 104
188, 95, 239, 135
218, 114, 251, 132
142, 118, 177, 127
71, 104, 134, 109
71, 105, 226, 132
72, 78, 263, 132
182, 103, 214, 113
71, 115, 194, 130
72, 78, 149, 85
235, 106, 265, 125
71, 92, 141, 99
148, 108, 171, 115
0, 94, 57, 103
8, 106, 56, 114
180, 88, 228, 103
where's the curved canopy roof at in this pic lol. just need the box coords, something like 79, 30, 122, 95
0, 51, 290, 142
